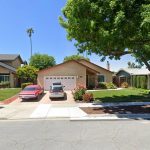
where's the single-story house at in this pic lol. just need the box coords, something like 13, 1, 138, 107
115, 68, 150, 89
37, 59, 113, 90
0, 54, 23, 87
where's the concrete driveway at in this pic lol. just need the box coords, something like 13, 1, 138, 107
10, 90, 75, 105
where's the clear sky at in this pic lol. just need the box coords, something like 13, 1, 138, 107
0, 0, 135, 72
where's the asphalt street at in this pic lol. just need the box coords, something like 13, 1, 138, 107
0, 119, 150, 150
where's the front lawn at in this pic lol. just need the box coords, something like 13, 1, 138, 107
89, 88, 150, 103
0, 88, 21, 101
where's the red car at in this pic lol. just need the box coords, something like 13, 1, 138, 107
19, 85, 44, 100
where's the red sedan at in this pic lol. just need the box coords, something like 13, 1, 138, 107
19, 85, 44, 100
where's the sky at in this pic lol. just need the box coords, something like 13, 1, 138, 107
0, 0, 135, 72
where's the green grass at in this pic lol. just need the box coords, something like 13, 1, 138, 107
89, 88, 150, 103
0, 88, 21, 101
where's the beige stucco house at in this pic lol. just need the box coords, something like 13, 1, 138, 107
37, 59, 113, 90
0, 54, 23, 87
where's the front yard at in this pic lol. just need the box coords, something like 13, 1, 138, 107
0, 88, 21, 101
89, 88, 150, 103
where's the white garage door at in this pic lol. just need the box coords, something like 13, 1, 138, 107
44, 76, 76, 91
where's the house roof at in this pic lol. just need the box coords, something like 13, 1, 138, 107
0, 62, 16, 72
38, 60, 100, 74
117, 68, 150, 75
0, 54, 23, 63
78, 59, 113, 73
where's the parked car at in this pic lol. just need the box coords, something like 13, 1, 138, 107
49, 85, 65, 99
19, 85, 44, 100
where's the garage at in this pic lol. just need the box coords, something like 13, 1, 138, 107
44, 76, 76, 91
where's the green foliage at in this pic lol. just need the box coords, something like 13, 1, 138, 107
106, 82, 117, 89
82, 93, 93, 102
60, 0, 150, 70
0, 81, 10, 88
133, 76, 137, 88
63, 55, 90, 62
21, 82, 33, 89
140, 76, 147, 89
97, 82, 107, 89
121, 82, 129, 88
17, 65, 38, 83
29, 53, 56, 70
137, 76, 141, 88
73, 85, 86, 100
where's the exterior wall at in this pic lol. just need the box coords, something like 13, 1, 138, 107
37, 61, 86, 88
0, 66, 10, 74
78, 60, 113, 82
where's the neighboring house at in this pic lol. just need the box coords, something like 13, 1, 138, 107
115, 68, 150, 89
37, 59, 113, 90
0, 54, 23, 87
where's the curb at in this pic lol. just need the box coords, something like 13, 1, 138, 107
0, 94, 19, 105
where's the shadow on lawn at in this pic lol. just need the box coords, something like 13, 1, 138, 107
94, 94, 150, 103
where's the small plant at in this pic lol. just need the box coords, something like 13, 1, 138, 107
21, 82, 33, 89
72, 84, 86, 101
106, 82, 117, 89
121, 82, 129, 88
0, 81, 10, 88
82, 93, 93, 102
97, 82, 107, 89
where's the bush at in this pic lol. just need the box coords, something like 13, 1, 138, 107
21, 82, 33, 89
121, 82, 129, 88
137, 76, 141, 88
133, 76, 137, 87
106, 82, 117, 89
0, 81, 10, 88
97, 82, 107, 89
82, 93, 93, 102
140, 76, 147, 89
73, 85, 86, 101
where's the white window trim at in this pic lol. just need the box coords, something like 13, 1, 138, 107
0, 75, 10, 82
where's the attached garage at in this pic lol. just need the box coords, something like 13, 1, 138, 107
44, 76, 76, 90
37, 59, 113, 91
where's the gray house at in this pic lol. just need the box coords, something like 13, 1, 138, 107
115, 68, 150, 89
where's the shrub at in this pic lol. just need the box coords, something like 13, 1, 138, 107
82, 93, 93, 102
21, 82, 33, 89
140, 76, 147, 89
106, 82, 117, 89
73, 85, 86, 100
133, 76, 137, 87
121, 82, 129, 88
97, 82, 107, 89
0, 81, 10, 88
137, 76, 141, 88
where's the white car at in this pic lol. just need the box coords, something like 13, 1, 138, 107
49, 85, 65, 99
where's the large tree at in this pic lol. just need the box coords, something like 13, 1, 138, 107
63, 54, 90, 62
17, 65, 38, 83
59, 0, 150, 70
27, 28, 34, 57
29, 53, 56, 70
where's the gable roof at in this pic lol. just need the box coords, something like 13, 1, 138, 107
38, 60, 100, 74
78, 59, 113, 73
0, 54, 23, 63
0, 62, 16, 72
117, 68, 150, 75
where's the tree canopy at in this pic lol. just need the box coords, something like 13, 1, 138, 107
17, 65, 38, 83
59, 0, 150, 70
127, 62, 142, 69
29, 53, 56, 70
63, 55, 90, 62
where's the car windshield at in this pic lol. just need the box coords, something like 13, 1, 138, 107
52, 86, 63, 92
23, 87, 36, 91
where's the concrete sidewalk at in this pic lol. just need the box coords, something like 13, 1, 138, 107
0, 102, 150, 120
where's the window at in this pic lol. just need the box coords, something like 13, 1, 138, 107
0, 75, 10, 83
98, 75, 105, 82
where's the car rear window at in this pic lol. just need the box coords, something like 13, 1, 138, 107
52, 86, 63, 92
24, 87, 36, 91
